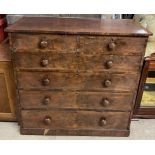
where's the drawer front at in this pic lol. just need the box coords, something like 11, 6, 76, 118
20, 91, 133, 111
78, 54, 142, 72
13, 52, 78, 70
79, 36, 147, 55
21, 110, 130, 130
13, 52, 142, 72
11, 34, 77, 52
17, 72, 139, 91
11, 34, 147, 57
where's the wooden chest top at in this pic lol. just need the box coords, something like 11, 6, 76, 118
6, 17, 151, 36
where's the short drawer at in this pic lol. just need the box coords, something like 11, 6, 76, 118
11, 34, 77, 52
79, 36, 147, 55
13, 52, 142, 72
19, 91, 134, 111
78, 54, 142, 72
21, 110, 130, 130
17, 72, 139, 92
13, 52, 78, 70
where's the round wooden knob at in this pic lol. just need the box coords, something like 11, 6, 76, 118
42, 78, 50, 86
104, 80, 112, 87
99, 118, 107, 126
108, 42, 116, 51
40, 40, 48, 48
44, 117, 52, 125
106, 60, 113, 69
43, 97, 51, 105
101, 98, 110, 106
41, 59, 49, 67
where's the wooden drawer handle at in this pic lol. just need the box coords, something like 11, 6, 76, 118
42, 78, 50, 86
43, 96, 51, 105
40, 40, 48, 48
106, 60, 113, 69
101, 98, 110, 106
99, 117, 107, 126
108, 42, 116, 51
44, 117, 52, 125
41, 59, 49, 67
104, 80, 112, 87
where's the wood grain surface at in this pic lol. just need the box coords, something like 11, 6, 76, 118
21, 110, 130, 130
19, 91, 134, 111
0, 39, 16, 121
10, 34, 148, 56
6, 17, 152, 36
17, 71, 139, 92
13, 52, 142, 72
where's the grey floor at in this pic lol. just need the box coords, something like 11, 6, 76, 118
0, 119, 155, 140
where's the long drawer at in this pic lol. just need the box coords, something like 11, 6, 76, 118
13, 52, 142, 72
11, 34, 146, 56
19, 91, 134, 111
21, 110, 130, 130
17, 71, 139, 91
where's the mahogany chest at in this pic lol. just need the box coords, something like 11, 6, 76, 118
6, 17, 151, 136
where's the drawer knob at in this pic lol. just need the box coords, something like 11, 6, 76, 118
108, 42, 116, 51
106, 60, 113, 69
44, 117, 52, 125
40, 40, 48, 48
43, 97, 51, 105
104, 80, 111, 87
41, 59, 49, 67
42, 78, 50, 86
99, 117, 107, 126
101, 98, 110, 106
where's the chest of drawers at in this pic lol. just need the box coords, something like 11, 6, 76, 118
6, 17, 151, 136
